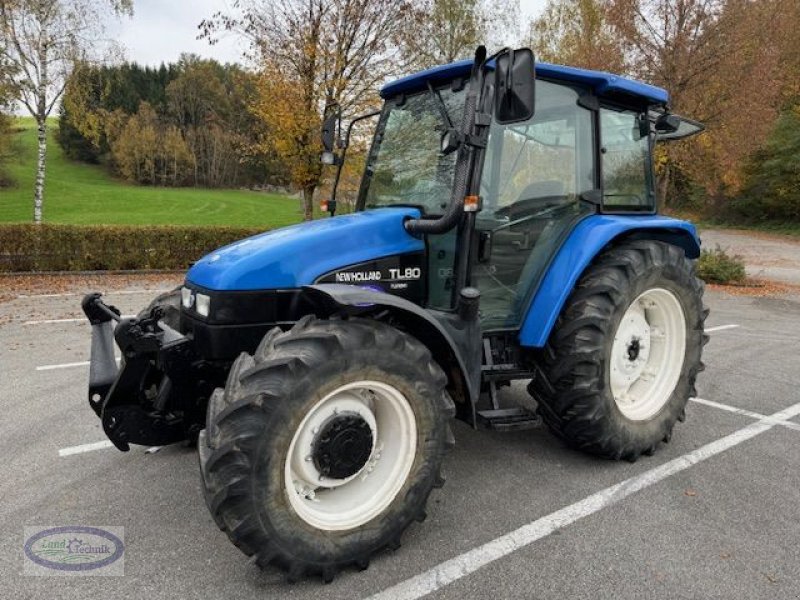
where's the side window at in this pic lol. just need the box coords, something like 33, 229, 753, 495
600, 108, 653, 211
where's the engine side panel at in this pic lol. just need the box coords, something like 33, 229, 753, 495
314, 252, 426, 304
518, 214, 701, 348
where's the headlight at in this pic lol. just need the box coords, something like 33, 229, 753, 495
195, 293, 211, 317
181, 286, 194, 309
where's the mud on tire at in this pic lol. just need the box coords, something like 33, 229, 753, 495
529, 240, 708, 461
198, 316, 455, 582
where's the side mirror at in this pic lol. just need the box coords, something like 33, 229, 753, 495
321, 112, 338, 153
494, 48, 535, 125
654, 113, 681, 134
636, 114, 651, 140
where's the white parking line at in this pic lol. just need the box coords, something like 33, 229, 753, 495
36, 357, 120, 371
36, 360, 90, 371
18, 288, 172, 299
58, 440, 115, 456
24, 315, 135, 325
691, 397, 800, 432
704, 324, 740, 333
369, 400, 800, 600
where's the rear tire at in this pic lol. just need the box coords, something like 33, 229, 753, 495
199, 316, 454, 582
529, 240, 708, 461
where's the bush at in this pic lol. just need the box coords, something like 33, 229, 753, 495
0, 224, 264, 272
697, 245, 747, 284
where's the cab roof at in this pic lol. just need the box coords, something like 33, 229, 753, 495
380, 58, 669, 106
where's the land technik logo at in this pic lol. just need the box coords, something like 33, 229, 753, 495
24, 526, 124, 576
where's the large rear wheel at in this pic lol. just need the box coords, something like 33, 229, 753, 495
199, 316, 454, 582
529, 240, 708, 461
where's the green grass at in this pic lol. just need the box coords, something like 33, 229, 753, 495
0, 117, 306, 227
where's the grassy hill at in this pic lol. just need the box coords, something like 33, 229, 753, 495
0, 118, 305, 227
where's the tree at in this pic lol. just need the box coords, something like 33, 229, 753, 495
58, 57, 270, 188
527, 0, 623, 72
736, 105, 800, 221
201, 0, 410, 220
604, 0, 793, 204
394, 0, 520, 71
0, 0, 132, 223
531, 0, 797, 207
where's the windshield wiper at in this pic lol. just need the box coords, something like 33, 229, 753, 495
427, 81, 454, 130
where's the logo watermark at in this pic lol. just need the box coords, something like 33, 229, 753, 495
23, 526, 124, 576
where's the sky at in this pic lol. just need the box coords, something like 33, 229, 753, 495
107, 0, 550, 68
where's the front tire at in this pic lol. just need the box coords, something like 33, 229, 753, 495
199, 316, 454, 582
529, 240, 708, 461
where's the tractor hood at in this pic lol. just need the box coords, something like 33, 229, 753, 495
186, 207, 424, 291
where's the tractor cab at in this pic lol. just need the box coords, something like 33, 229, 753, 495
325, 49, 702, 334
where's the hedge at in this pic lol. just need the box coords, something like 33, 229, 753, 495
0, 224, 265, 272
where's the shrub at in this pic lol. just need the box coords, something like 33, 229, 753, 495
697, 245, 747, 284
0, 224, 264, 272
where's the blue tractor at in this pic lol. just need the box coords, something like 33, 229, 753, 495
82, 47, 707, 582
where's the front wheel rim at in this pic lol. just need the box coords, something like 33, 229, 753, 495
610, 288, 687, 421
284, 380, 417, 531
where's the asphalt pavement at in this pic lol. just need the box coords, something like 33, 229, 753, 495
700, 229, 800, 285
1, 285, 799, 599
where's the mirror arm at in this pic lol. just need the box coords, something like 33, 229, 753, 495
327, 109, 381, 216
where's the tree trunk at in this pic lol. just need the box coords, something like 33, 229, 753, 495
33, 119, 47, 224
302, 185, 315, 221
33, 29, 49, 225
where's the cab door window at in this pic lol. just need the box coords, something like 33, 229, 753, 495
600, 108, 654, 211
474, 79, 595, 330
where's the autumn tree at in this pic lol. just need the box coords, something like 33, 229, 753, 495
603, 0, 794, 205
58, 57, 269, 188
201, 0, 411, 220
395, 0, 521, 70
527, 0, 623, 72
0, 0, 132, 223
531, 0, 797, 208
736, 106, 800, 221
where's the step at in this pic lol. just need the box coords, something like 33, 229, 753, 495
476, 407, 541, 431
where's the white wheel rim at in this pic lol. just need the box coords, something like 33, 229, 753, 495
610, 288, 686, 421
284, 380, 417, 531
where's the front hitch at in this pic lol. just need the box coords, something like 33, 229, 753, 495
81, 293, 194, 451
82, 293, 122, 416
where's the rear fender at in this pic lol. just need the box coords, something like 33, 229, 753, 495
518, 215, 701, 348
303, 284, 481, 408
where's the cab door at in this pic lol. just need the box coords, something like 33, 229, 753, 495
472, 80, 596, 330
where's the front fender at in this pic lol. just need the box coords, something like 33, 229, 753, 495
303, 284, 481, 407
518, 215, 700, 348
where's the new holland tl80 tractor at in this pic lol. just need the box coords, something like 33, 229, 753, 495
82, 47, 707, 581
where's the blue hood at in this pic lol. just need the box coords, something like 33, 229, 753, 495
186, 207, 424, 291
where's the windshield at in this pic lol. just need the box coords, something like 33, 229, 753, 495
360, 84, 465, 214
